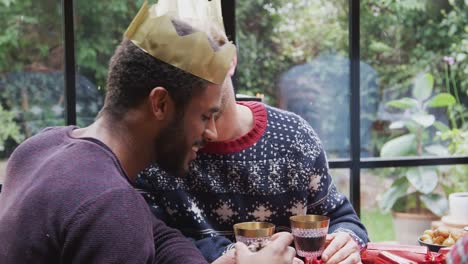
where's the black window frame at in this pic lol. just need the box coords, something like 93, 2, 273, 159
223, 0, 468, 215
2, 0, 467, 212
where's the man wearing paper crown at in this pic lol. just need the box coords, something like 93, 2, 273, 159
0, 1, 297, 263
136, 1, 369, 264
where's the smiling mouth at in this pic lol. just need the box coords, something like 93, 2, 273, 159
192, 146, 200, 153
190, 146, 199, 160
190, 140, 206, 160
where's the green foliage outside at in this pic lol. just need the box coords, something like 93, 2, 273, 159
1, 0, 465, 155
361, 209, 395, 242
236, 0, 466, 128
379, 73, 455, 217
0, 0, 144, 157
74, 0, 145, 89
0, 0, 144, 85
0, 105, 23, 152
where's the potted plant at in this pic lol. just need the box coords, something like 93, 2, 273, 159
378, 73, 455, 244
433, 56, 468, 198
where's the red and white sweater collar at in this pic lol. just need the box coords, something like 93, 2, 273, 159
200, 101, 267, 154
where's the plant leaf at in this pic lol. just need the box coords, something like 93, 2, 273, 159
389, 121, 405, 129
386, 98, 418, 109
379, 177, 409, 213
456, 53, 466, 62
411, 114, 435, 127
381, 134, 416, 157
425, 145, 449, 156
369, 41, 392, 53
433, 121, 450, 132
427, 93, 456, 108
420, 193, 448, 217
412, 73, 433, 101
406, 168, 438, 194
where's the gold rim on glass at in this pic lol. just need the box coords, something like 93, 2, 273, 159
290, 215, 330, 229
233, 222, 275, 237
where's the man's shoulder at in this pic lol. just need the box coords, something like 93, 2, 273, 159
8, 125, 131, 204
264, 105, 318, 136
261, 104, 323, 156
265, 104, 302, 120
14, 125, 69, 147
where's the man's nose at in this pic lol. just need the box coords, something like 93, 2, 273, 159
203, 116, 218, 142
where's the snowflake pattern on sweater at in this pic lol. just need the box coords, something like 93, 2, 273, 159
136, 102, 368, 252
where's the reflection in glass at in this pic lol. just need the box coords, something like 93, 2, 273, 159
279, 56, 380, 158
236, 0, 352, 158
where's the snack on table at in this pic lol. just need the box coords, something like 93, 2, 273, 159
420, 226, 464, 246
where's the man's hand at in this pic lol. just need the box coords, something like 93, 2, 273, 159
212, 248, 236, 264
235, 232, 299, 264
212, 234, 304, 264
321, 232, 361, 264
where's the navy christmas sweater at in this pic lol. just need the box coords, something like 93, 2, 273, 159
136, 101, 368, 261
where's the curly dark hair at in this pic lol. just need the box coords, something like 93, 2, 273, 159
101, 18, 220, 120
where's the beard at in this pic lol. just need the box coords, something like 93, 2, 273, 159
153, 116, 189, 177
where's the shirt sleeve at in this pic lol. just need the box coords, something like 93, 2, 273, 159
192, 236, 234, 262
294, 117, 369, 245
137, 183, 232, 263
62, 188, 208, 264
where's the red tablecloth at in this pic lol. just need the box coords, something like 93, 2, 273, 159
361, 242, 450, 264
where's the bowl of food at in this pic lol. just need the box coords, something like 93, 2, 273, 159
418, 227, 462, 252
418, 237, 449, 252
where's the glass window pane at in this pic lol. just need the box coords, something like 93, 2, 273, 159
361, 168, 395, 242
331, 169, 350, 198
0, 0, 64, 184
361, 165, 467, 243
361, 1, 468, 158
75, 1, 144, 126
236, 0, 350, 158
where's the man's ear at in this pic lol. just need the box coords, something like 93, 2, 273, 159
149, 87, 172, 120
228, 52, 238, 77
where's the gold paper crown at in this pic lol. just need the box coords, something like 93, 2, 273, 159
154, 0, 226, 33
124, 1, 235, 85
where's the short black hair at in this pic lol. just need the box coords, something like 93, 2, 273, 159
101, 18, 219, 119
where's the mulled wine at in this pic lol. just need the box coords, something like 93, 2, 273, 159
290, 215, 330, 262
293, 234, 326, 252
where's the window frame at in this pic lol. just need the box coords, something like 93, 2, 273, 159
3, 0, 466, 212
221, 0, 468, 215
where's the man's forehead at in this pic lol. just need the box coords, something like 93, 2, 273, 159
192, 83, 224, 111
219, 82, 230, 110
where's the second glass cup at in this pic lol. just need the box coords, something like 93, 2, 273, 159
290, 215, 330, 263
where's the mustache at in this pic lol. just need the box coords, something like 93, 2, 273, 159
193, 140, 207, 149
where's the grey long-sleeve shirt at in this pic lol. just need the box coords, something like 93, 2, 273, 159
0, 126, 207, 264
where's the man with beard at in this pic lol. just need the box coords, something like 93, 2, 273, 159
0, 4, 297, 264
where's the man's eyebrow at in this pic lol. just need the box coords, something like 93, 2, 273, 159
208, 106, 221, 113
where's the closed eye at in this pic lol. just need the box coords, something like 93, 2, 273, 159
202, 115, 211, 122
